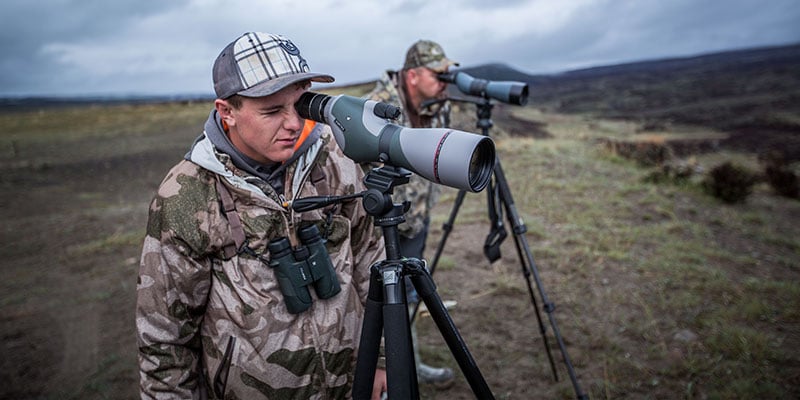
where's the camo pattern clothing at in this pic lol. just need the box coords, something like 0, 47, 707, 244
136, 117, 384, 399
365, 70, 449, 238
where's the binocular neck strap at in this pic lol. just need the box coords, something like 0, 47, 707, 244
215, 175, 247, 259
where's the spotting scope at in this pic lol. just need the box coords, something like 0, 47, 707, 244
295, 92, 495, 192
438, 71, 529, 106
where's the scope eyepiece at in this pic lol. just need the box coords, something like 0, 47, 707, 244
295, 92, 331, 123
437, 72, 457, 84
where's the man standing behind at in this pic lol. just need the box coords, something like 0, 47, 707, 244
136, 32, 386, 399
365, 39, 459, 386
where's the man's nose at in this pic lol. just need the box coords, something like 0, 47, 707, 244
286, 107, 304, 131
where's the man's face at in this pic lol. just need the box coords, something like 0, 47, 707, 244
216, 83, 307, 164
413, 67, 447, 100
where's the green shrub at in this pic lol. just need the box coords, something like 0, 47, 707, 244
703, 161, 758, 203
761, 152, 799, 199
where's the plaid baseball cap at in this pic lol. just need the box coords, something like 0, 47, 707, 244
403, 39, 459, 72
213, 32, 334, 99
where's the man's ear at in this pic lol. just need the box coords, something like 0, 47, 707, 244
405, 68, 420, 86
214, 99, 235, 128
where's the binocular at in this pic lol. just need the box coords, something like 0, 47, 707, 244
268, 224, 341, 314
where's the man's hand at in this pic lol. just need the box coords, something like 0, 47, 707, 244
371, 368, 387, 400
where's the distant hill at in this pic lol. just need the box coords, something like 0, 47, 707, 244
455, 43, 800, 161
5, 43, 797, 159
0, 94, 213, 113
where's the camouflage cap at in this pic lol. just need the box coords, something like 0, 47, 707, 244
403, 40, 459, 73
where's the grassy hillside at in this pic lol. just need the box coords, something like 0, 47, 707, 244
441, 44, 800, 162
418, 109, 800, 399
1, 44, 798, 399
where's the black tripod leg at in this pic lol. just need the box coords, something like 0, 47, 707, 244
411, 189, 467, 325
492, 162, 558, 381
381, 264, 418, 399
353, 265, 385, 399
493, 161, 588, 399
353, 262, 421, 400
429, 189, 467, 273
410, 262, 495, 400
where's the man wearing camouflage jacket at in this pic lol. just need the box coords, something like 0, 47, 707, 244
136, 32, 386, 399
364, 39, 459, 386
366, 39, 458, 261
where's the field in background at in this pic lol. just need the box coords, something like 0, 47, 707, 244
1, 44, 799, 399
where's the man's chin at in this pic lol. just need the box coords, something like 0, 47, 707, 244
273, 148, 295, 163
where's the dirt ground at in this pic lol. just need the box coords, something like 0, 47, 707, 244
1, 101, 798, 399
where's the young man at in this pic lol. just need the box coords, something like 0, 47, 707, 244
136, 32, 386, 399
365, 39, 459, 386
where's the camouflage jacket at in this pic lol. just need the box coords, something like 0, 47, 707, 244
136, 117, 385, 399
365, 70, 449, 238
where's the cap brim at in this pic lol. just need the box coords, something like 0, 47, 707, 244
238, 72, 335, 98
427, 58, 460, 73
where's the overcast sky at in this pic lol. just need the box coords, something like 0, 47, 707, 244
2, 0, 798, 97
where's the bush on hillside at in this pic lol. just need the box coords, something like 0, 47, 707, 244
599, 136, 674, 166
760, 151, 799, 199
703, 161, 759, 203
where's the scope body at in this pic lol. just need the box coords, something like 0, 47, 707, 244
295, 92, 495, 193
438, 71, 529, 106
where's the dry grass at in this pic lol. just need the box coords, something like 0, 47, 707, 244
0, 93, 798, 399
414, 104, 800, 399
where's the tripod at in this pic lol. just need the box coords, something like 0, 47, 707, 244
292, 166, 495, 399
420, 96, 589, 399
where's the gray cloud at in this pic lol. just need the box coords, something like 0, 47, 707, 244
1, 0, 798, 97
0, 0, 191, 95
460, 0, 800, 72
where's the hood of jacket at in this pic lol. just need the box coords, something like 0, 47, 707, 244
186, 109, 324, 200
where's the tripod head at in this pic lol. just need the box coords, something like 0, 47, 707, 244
359, 165, 413, 261
288, 165, 411, 219
289, 165, 413, 260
